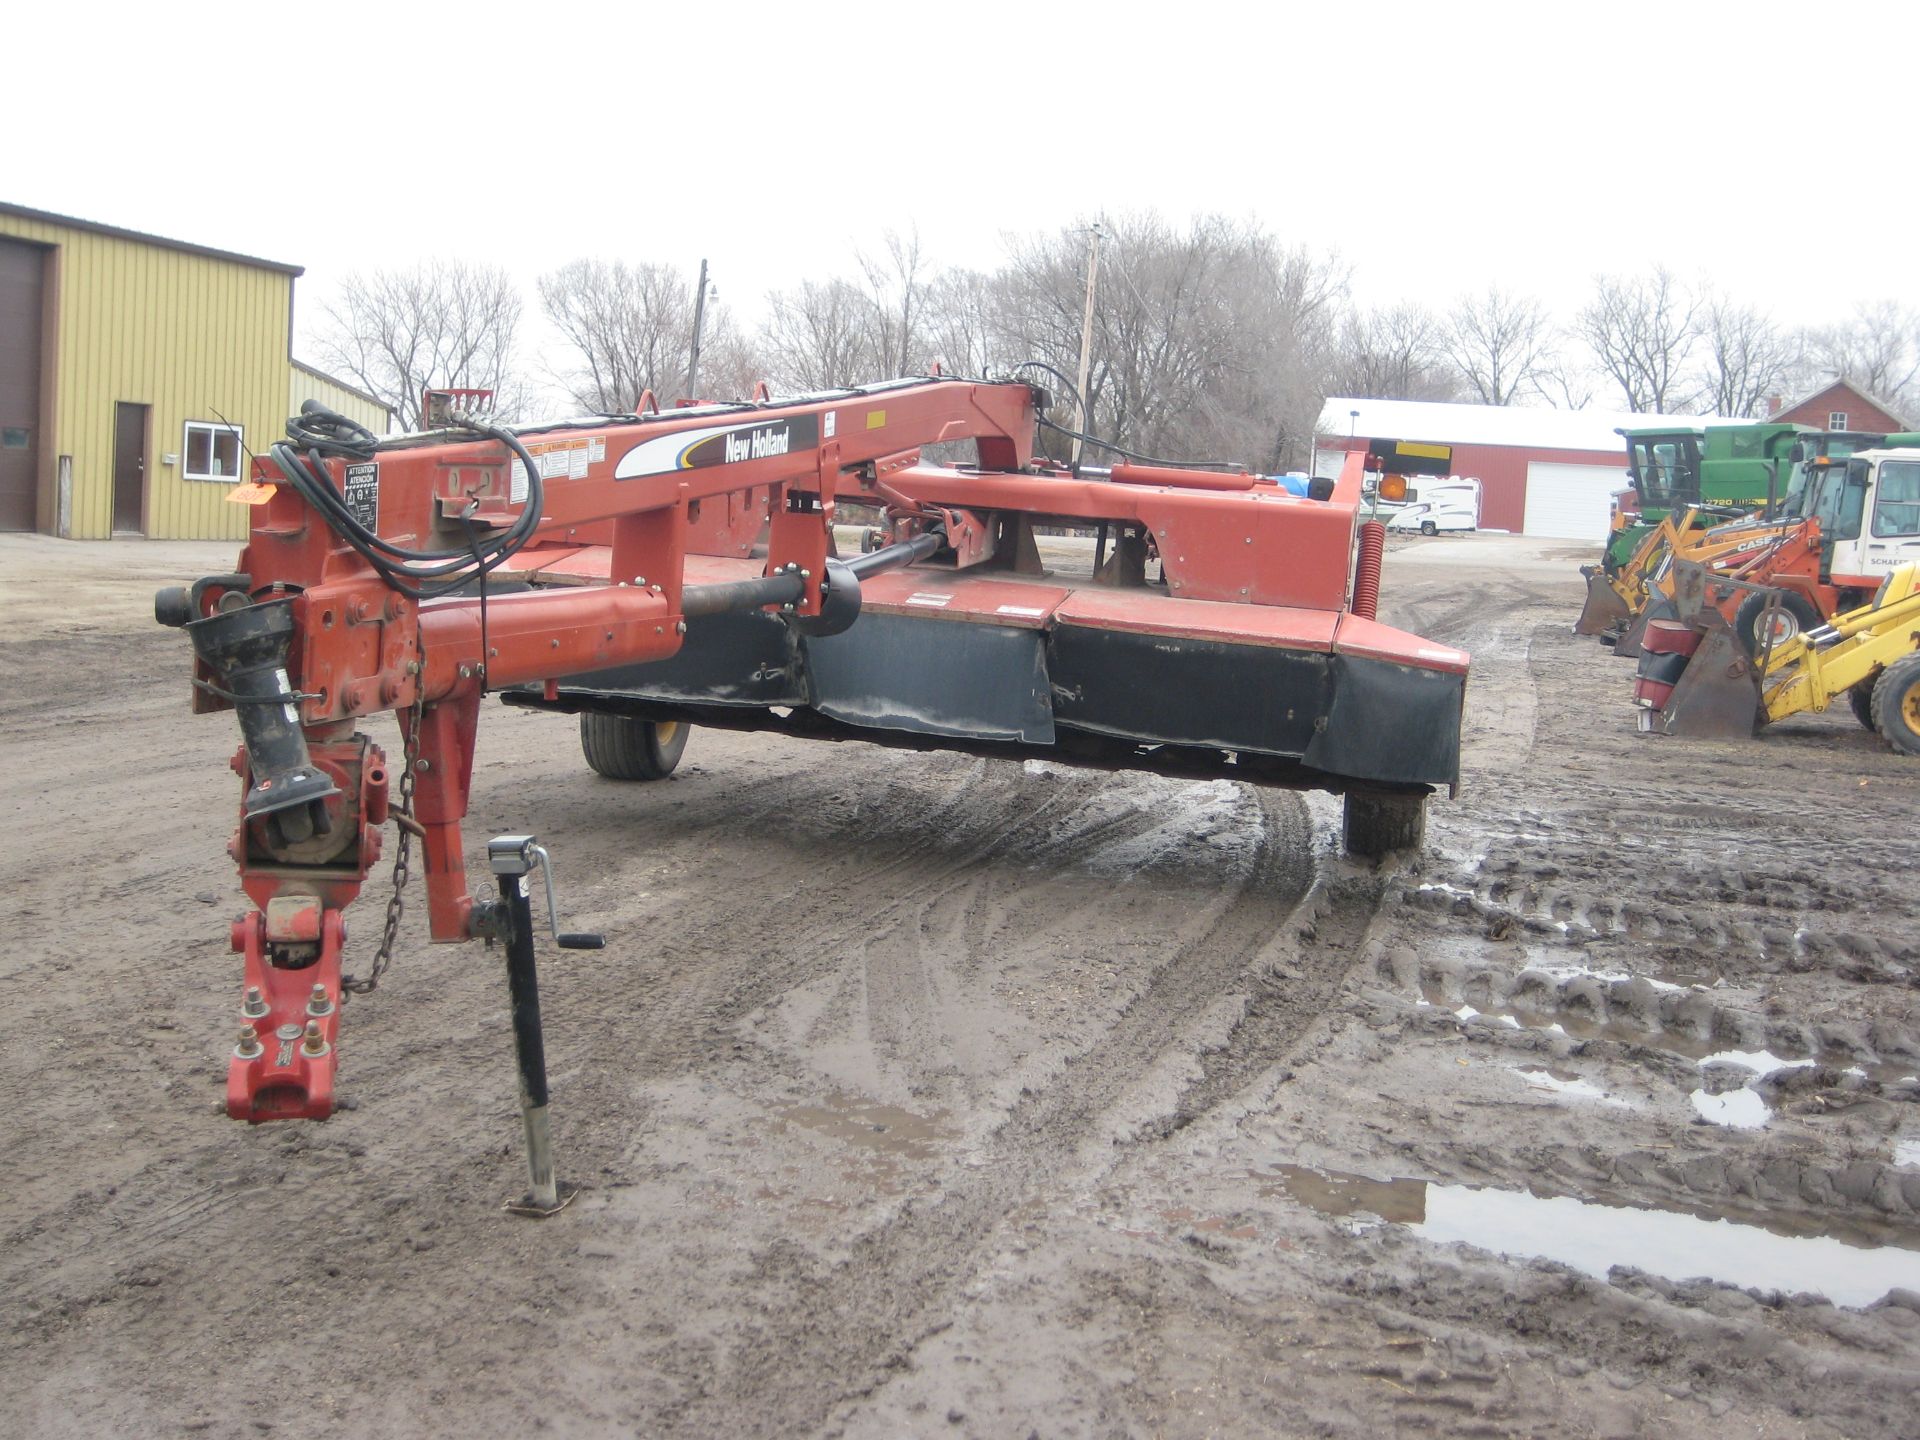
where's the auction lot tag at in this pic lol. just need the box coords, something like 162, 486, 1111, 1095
226, 481, 278, 506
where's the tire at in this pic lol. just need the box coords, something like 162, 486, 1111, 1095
1870, 653, 1920, 757
1733, 589, 1823, 659
1420, 521, 1438, 537
579, 713, 690, 780
1848, 679, 1877, 731
1343, 788, 1427, 860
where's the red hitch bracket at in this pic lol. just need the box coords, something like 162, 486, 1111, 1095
227, 901, 346, 1122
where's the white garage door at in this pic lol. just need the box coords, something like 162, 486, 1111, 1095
1523, 462, 1620, 541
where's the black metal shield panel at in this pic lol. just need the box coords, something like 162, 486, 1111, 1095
803, 614, 1056, 744
1046, 623, 1333, 757
1304, 654, 1464, 788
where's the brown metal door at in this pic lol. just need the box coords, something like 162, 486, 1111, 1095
0, 238, 43, 531
113, 402, 147, 534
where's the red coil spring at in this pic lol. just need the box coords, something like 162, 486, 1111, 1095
1352, 519, 1385, 619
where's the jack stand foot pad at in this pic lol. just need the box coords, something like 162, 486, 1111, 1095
504, 1180, 579, 1219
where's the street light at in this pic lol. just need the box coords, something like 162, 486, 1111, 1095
1070, 221, 1104, 470
1349, 409, 1360, 437
685, 260, 717, 400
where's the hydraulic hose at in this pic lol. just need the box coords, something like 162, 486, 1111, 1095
269, 402, 547, 600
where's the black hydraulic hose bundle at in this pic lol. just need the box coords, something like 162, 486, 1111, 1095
271, 401, 547, 601
1009, 360, 1239, 474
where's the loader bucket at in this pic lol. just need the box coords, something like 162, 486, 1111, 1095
1613, 593, 1676, 659
1634, 614, 1760, 740
1574, 568, 1632, 637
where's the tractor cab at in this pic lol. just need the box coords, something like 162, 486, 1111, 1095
1621, 429, 1703, 511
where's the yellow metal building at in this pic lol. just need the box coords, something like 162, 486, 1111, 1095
0, 202, 314, 540
292, 361, 393, 442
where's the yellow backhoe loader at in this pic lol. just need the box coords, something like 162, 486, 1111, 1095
1633, 563, 1920, 752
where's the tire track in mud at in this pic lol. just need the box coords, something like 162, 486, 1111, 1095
421, 756, 1207, 1184
645, 786, 1365, 1438
846, 775, 1261, 1095
1409, 831, 1920, 980
1376, 573, 1559, 788
548, 759, 1147, 1074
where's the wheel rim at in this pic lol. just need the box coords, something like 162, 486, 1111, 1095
654, 721, 681, 746
1761, 610, 1800, 646
1904, 687, 1920, 732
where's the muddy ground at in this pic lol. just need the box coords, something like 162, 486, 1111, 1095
2, 530, 1918, 1439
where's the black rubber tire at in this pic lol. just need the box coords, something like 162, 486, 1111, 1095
1343, 788, 1427, 860
1420, 521, 1438, 537
1848, 679, 1877, 731
1870, 653, 1920, 757
1733, 589, 1823, 658
579, 713, 690, 780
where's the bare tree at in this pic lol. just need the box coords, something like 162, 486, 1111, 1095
683, 309, 768, 402
538, 258, 707, 412
1576, 267, 1699, 413
755, 229, 941, 392
984, 214, 1344, 470
856, 227, 932, 379
1694, 292, 1797, 418
316, 262, 525, 430
1793, 300, 1920, 415
922, 268, 999, 377
1330, 303, 1458, 401
1441, 286, 1553, 406
760, 277, 884, 391
1201, 236, 1348, 471
1529, 354, 1600, 410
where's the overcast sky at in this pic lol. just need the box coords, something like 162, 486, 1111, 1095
9, 1, 1916, 364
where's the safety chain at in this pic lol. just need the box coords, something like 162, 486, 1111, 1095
342, 686, 424, 999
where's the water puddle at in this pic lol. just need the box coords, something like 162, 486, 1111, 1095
778, 1093, 947, 1160
1689, 1088, 1770, 1129
1686, 1049, 1819, 1131
1700, 1048, 1815, 1079
1259, 1164, 1920, 1309
1510, 1065, 1631, 1107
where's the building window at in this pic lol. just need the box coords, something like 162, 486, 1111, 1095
1828, 411, 1849, 431
184, 421, 243, 481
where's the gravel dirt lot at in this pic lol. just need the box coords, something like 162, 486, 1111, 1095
3, 529, 1918, 1439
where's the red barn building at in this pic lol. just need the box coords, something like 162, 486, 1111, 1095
1766, 379, 1908, 435
1313, 398, 1724, 541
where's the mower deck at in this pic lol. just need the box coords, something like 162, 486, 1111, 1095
500, 548, 1467, 797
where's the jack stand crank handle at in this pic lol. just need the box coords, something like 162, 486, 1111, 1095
488, 833, 590, 1217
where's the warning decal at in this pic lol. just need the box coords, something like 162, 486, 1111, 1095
343, 463, 379, 531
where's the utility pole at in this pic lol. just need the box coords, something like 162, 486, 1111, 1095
1070, 222, 1104, 469
684, 258, 711, 400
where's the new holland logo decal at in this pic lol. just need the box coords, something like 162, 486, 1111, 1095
614, 415, 821, 480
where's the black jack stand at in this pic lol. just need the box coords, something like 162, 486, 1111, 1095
487, 834, 603, 1218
